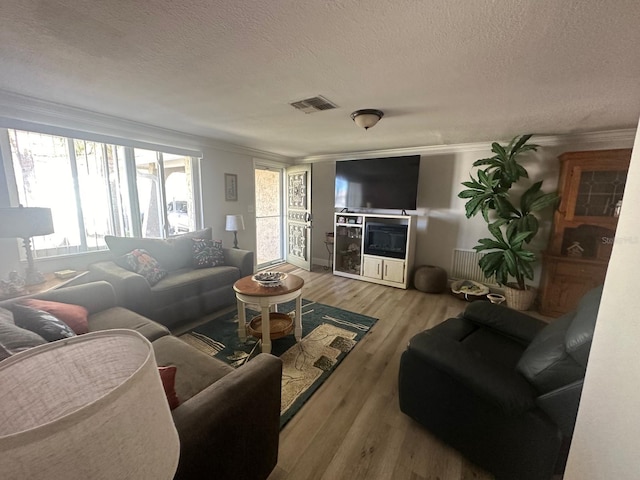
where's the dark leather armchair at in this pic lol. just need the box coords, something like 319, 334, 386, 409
398, 286, 603, 480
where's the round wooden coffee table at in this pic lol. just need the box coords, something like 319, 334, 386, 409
233, 273, 304, 354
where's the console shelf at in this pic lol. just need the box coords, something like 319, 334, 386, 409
333, 213, 417, 289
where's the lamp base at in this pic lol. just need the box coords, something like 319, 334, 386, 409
25, 267, 46, 286
233, 231, 239, 249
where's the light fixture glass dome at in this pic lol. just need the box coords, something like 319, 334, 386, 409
351, 109, 384, 130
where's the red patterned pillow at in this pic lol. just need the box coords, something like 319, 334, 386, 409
158, 365, 180, 410
21, 299, 89, 334
117, 249, 168, 286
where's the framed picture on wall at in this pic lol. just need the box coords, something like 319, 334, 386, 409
225, 173, 238, 201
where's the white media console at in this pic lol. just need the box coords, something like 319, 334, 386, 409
332, 213, 417, 289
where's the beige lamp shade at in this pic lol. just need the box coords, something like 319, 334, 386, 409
0, 206, 54, 238
225, 214, 245, 232
0, 330, 180, 480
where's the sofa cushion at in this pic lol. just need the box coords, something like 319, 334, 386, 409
151, 266, 241, 296
153, 335, 233, 403
192, 238, 225, 268
106, 228, 213, 272
20, 299, 89, 335
11, 304, 77, 341
88, 306, 170, 341
0, 317, 47, 356
117, 249, 168, 286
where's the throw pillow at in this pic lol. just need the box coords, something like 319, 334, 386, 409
158, 365, 180, 410
20, 299, 89, 335
11, 304, 77, 342
192, 238, 225, 269
0, 342, 12, 361
0, 307, 15, 325
117, 249, 168, 286
0, 320, 47, 357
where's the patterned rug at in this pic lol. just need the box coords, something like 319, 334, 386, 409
180, 299, 378, 427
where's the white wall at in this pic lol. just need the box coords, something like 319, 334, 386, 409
564, 122, 640, 479
309, 135, 634, 285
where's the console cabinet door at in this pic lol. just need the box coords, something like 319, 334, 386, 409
362, 256, 383, 279
383, 258, 405, 283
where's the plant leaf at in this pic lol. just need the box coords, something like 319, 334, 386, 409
529, 192, 559, 212
520, 181, 543, 212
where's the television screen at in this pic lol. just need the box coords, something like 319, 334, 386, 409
334, 155, 421, 210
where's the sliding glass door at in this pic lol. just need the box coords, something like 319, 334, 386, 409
254, 163, 284, 269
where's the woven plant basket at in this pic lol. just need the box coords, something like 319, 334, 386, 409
247, 312, 294, 340
504, 285, 537, 311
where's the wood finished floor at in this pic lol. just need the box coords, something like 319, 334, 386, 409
265, 264, 495, 480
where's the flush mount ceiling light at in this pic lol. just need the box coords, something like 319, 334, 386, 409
351, 109, 384, 130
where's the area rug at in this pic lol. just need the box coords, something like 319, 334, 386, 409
180, 299, 377, 427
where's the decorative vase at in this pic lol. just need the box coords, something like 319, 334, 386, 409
504, 284, 537, 311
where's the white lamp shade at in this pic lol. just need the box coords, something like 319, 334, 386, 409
225, 214, 245, 231
0, 330, 180, 480
0, 206, 54, 238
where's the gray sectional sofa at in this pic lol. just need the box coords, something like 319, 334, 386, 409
88, 228, 253, 331
0, 281, 282, 480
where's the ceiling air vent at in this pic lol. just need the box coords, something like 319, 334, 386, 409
290, 95, 338, 114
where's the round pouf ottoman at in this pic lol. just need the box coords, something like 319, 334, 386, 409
413, 265, 448, 293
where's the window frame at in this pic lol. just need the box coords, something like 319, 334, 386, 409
1, 126, 203, 260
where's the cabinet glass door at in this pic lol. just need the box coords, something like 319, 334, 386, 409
573, 169, 627, 218
334, 225, 362, 275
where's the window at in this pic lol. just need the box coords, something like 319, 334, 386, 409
6, 128, 199, 258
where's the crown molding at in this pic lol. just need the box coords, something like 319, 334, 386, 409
0, 90, 291, 163
296, 129, 637, 163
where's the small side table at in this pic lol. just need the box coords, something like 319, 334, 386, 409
0, 271, 89, 301
233, 274, 304, 354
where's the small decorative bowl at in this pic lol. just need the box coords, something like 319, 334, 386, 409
487, 293, 506, 305
251, 272, 287, 287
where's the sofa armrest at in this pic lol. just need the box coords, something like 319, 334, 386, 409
406, 331, 537, 414
171, 353, 282, 480
88, 261, 153, 315
537, 379, 583, 437
223, 248, 254, 278
27, 281, 117, 314
463, 301, 546, 344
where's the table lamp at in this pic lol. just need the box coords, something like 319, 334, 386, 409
225, 214, 245, 249
0, 329, 180, 480
0, 205, 54, 285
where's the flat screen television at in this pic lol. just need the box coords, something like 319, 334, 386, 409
334, 155, 421, 210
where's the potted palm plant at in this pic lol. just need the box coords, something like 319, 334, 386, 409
458, 135, 558, 310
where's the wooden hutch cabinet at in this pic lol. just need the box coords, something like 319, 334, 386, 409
539, 149, 631, 317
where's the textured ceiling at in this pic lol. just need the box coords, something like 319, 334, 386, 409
1, 0, 639, 158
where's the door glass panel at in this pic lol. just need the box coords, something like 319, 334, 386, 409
255, 168, 282, 267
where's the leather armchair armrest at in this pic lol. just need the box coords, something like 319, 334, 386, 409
464, 301, 546, 344
407, 332, 537, 414
223, 248, 254, 278
31, 280, 117, 313
172, 353, 282, 480
537, 379, 584, 437
88, 261, 152, 314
